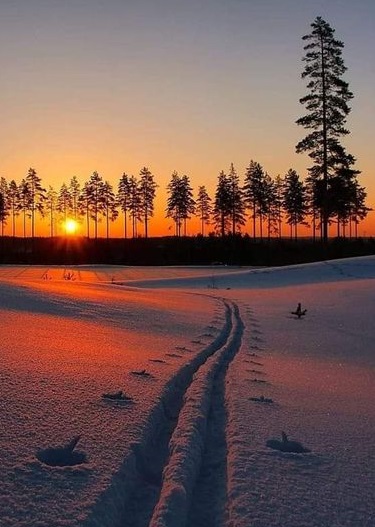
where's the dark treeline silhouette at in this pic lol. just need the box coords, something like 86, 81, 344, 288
0, 17, 370, 243
0, 235, 374, 267
0, 155, 369, 242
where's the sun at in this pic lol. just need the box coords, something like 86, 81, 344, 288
64, 219, 78, 235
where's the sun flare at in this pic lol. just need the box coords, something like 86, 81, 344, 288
64, 219, 78, 235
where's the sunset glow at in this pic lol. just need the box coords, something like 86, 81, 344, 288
64, 219, 78, 235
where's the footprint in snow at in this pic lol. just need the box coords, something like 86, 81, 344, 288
149, 359, 166, 364
266, 432, 311, 453
102, 390, 133, 402
130, 369, 152, 377
36, 436, 87, 467
250, 395, 273, 404
251, 378, 268, 384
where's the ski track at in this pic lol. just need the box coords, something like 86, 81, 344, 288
82, 298, 244, 527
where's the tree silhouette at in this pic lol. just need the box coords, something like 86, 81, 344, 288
69, 176, 81, 221
7, 180, 20, 237
57, 183, 73, 226
118, 172, 131, 239
296, 16, 355, 241
227, 163, 246, 235
0, 178, 9, 236
262, 173, 279, 240
283, 169, 308, 240
78, 182, 91, 238
213, 171, 231, 237
273, 175, 284, 238
139, 167, 157, 238
46, 186, 58, 237
102, 181, 118, 239
196, 185, 212, 236
166, 172, 195, 236
243, 160, 268, 239
86, 171, 105, 239
18, 179, 31, 238
128, 176, 142, 238
25, 168, 46, 239
0, 192, 8, 236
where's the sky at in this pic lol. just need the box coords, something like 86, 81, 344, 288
0, 0, 374, 236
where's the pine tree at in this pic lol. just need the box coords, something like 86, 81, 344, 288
25, 168, 46, 238
262, 173, 278, 240
243, 160, 268, 239
273, 175, 284, 238
0, 192, 7, 236
213, 171, 231, 237
227, 163, 245, 235
102, 181, 118, 239
86, 171, 105, 239
78, 182, 91, 238
196, 186, 212, 236
57, 183, 73, 225
180, 175, 195, 236
128, 176, 142, 238
350, 183, 370, 238
296, 16, 354, 241
139, 167, 157, 238
118, 173, 132, 239
0, 178, 9, 236
166, 172, 182, 236
283, 169, 308, 240
7, 180, 20, 237
18, 179, 31, 237
166, 172, 195, 236
46, 186, 58, 237
69, 176, 81, 221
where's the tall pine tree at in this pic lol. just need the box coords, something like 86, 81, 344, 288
296, 16, 354, 241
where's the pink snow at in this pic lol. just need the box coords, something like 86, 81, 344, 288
0, 256, 374, 527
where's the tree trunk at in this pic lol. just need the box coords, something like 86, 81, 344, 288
320, 30, 329, 243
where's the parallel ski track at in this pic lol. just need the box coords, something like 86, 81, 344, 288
83, 299, 243, 527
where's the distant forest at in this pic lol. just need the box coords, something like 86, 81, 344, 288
0, 17, 371, 246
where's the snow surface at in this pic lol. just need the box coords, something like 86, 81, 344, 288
0, 256, 374, 527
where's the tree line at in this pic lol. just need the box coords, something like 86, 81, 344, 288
0, 158, 368, 240
0, 16, 370, 240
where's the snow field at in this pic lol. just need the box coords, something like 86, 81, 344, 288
0, 257, 374, 527
223, 288, 375, 527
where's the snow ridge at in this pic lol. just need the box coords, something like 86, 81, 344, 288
149, 301, 243, 527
